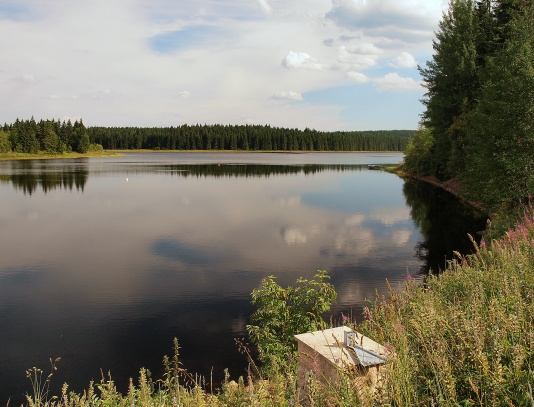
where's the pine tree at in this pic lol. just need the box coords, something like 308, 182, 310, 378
463, 3, 534, 209
419, 0, 478, 178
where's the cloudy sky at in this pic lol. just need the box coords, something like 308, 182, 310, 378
0, 0, 448, 131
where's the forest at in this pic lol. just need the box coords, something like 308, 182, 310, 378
0, 118, 412, 154
403, 0, 534, 212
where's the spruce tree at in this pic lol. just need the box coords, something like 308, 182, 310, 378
419, 0, 478, 179
463, 3, 534, 209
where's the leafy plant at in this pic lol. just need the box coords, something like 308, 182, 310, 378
246, 270, 336, 369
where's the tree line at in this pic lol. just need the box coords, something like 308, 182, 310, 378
404, 0, 534, 211
87, 125, 411, 151
0, 118, 413, 154
0, 117, 94, 154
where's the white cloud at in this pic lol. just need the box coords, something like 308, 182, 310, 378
337, 44, 381, 69
390, 52, 418, 68
90, 89, 119, 100
21, 73, 36, 83
255, 0, 273, 15
347, 71, 368, 83
272, 91, 303, 101
326, 0, 444, 41
282, 51, 325, 71
0, 0, 444, 130
375, 73, 422, 91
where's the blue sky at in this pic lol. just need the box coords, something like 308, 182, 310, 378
0, 0, 448, 131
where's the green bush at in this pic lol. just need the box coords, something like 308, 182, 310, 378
246, 270, 336, 369
403, 126, 434, 176
0, 130, 11, 153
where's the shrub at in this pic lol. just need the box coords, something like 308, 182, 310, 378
246, 270, 336, 370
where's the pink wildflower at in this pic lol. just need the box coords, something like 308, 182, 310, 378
341, 312, 348, 324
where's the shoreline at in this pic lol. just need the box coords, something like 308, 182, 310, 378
387, 165, 489, 216
0, 151, 121, 161
0, 149, 402, 161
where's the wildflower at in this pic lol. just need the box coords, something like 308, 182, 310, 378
341, 312, 348, 324
364, 307, 372, 321
406, 271, 413, 281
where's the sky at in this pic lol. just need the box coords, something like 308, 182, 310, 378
0, 0, 449, 131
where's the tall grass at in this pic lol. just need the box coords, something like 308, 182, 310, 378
359, 205, 534, 406
21, 207, 534, 406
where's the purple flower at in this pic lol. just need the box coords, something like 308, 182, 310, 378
341, 312, 348, 323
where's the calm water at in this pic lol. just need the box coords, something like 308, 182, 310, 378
0, 152, 486, 403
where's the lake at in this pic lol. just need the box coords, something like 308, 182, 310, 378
0, 152, 487, 403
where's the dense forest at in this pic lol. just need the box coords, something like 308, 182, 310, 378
404, 0, 534, 211
0, 118, 412, 154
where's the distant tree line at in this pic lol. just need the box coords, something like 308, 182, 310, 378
1, 119, 413, 154
0, 117, 96, 154
88, 125, 412, 151
404, 0, 534, 211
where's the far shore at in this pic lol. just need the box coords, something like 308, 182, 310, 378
0, 151, 121, 161
0, 149, 403, 161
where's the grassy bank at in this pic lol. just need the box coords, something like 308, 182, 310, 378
0, 151, 120, 161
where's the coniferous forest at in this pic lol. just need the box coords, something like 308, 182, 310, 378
0, 118, 412, 154
404, 0, 534, 211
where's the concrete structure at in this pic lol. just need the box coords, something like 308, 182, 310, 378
294, 326, 387, 402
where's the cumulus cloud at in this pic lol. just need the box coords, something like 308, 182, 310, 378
323, 38, 334, 47
375, 73, 422, 91
255, 0, 273, 15
325, 0, 442, 43
0, 0, 443, 130
21, 73, 36, 83
90, 89, 119, 100
272, 91, 303, 101
347, 71, 368, 83
337, 44, 382, 69
282, 51, 325, 70
390, 51, 418, 68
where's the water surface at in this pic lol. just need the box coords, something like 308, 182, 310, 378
0, 152, 486, 403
